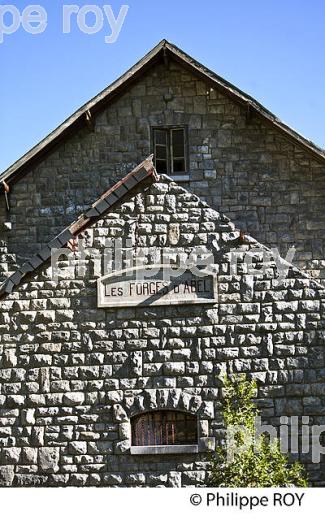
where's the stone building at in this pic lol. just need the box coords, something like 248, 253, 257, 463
1, 40, 325, 284
0, 41, 325, 487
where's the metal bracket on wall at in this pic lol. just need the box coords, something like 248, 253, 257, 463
2, 180, 10, 211
85, 110, 95, 132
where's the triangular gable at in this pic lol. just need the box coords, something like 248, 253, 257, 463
1, 40, 325, 190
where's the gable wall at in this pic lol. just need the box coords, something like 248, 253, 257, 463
1, 59, 325, 284
0, 178, 325, 487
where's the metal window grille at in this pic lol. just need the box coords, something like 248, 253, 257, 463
131, 411, 198, 446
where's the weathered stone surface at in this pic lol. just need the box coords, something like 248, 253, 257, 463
63, 393, 85, 406
69, 442, 87, 455
129, 351, 142, 377
38, 448, 60, 473
113, 404, 128, 422
1, 448, 21, 464
125, 473, 145, 486
0, 175, 324, 488
21, 448, 38, 465
168, 471, 182, 488
0, 466, 15, 486
3, 350, 17, 368
21, 409, 36, 426
182, 471, 206, 485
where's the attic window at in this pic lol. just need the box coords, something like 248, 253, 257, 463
152, 127, 188, 179
130, 410, 198, 454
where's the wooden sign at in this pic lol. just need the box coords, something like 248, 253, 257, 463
97, 265, 217, 308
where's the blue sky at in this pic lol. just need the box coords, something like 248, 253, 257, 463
1, 0, 324, 173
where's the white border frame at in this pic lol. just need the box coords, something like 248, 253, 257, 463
97, 265, 218, 308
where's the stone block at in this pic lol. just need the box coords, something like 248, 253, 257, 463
3, 350, 17, 368
168, 471, 181, 488
38, 448, 60, 473
182, 470, 206, 485
69, 442, 87, 455
21, 448, 38, 465
204, 170, 217, 179
21, 409, 36, 426
63, 392, 85, 406
147, 474, 168, 486
103, 473, 123, 486
119, 423, 131, 441
113, 404, 128, 422
0, 466, 15, 486
163, 362, 185, 376
125, 473, 145, 486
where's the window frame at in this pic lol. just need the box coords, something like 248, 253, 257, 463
151, 125, 189, 178
130, 409, 199, 455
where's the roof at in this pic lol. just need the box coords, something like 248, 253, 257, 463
1, 40, 325, 190
0, 156, 156, 296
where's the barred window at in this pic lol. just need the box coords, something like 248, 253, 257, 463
152, 127, 187, 175
131, 411, 197, 446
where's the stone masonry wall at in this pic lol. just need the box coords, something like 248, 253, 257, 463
0, 176, 325, 487
1, 58, 325, 283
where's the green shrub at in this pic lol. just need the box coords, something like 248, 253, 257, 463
209, 375, 308, 487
